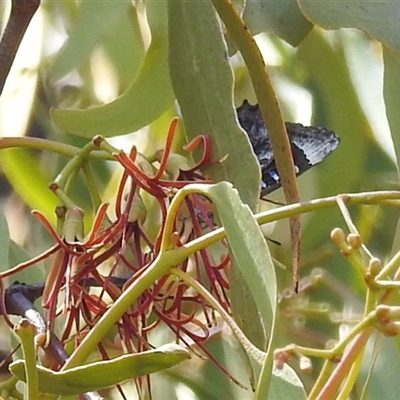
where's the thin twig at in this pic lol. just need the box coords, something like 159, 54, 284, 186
0, 0, 41, 96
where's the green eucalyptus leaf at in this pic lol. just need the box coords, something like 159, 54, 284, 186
51, 0, 174, 138
360, 336, 400, 400
102, 7, 146, 91
168, 0, 264, 350
269, 364, 306, 399
49, 0, 131, 83
10, 344, 190, 395
205, 182, 276, 390
299, 1, 400, 53
0, 207, 10, 270
243, 1, 313, 46
206, 182, 276, 337
0, 149, 58, 225
204, 182, 305, 397
168, 0, 260, 207
383, 48, 400, 176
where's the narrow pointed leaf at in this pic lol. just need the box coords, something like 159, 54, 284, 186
383, 48, 400, 176
299, 1, 400, 53
168, 0, 260, 207
51, 0, 174, 138
206, 182, 276, 341
243, 1, 312, 46
10, 344, 190, 395
204, 182, 305, 397
49, 1, 131, 83
168, 0, 264, 349
0, 208, 10, 269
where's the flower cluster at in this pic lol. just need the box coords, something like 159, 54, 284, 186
1, 119, 232, 371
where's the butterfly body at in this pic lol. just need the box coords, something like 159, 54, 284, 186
237, 100, 340, 194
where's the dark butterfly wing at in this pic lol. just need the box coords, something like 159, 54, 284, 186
237, 100, 340, 195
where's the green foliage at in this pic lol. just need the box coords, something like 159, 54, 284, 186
0, 1, 400, 400
11, 343, 190, 395
50, 0, 174, 137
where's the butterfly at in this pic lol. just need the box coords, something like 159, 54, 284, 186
237, 100, 340, 195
